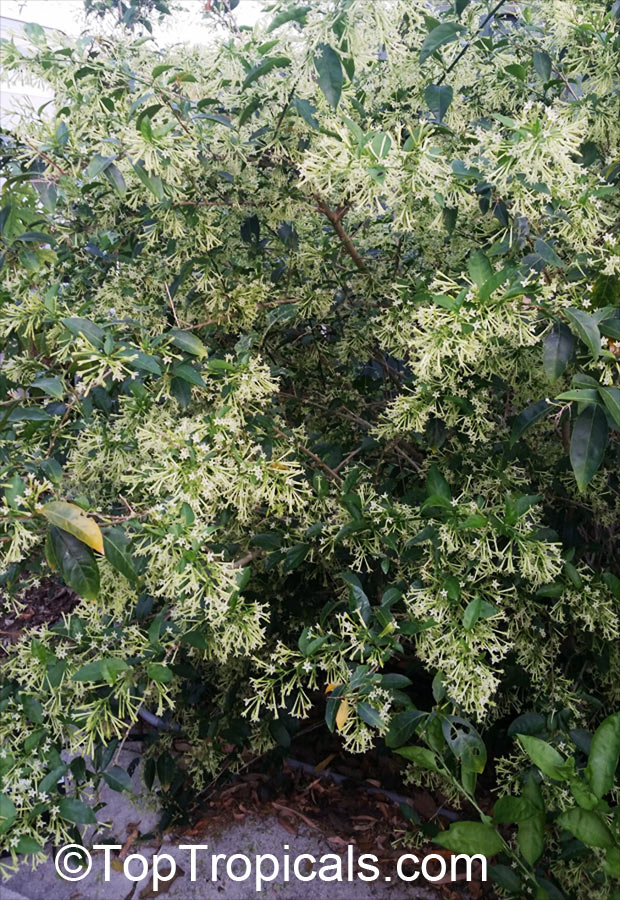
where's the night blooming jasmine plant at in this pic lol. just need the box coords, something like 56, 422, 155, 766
0, 1, 619, 897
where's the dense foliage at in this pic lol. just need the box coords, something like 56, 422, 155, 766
1, 1, 619, 896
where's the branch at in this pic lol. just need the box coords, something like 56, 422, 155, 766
314, 195, 369, 273
437, 0, 509, 85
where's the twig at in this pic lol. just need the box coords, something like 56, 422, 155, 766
314, 195, 369, 273
273, 426, 343, 485
165, 283, 180, 327
22, 138, 69, 177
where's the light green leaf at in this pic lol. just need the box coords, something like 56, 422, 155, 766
557, 808, 614, 849
518, 734, 571, 780
436, 821, 504, 856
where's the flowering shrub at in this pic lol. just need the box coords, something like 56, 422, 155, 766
1, 1, 619, 896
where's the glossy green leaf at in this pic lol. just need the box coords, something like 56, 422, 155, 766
585, 712, 620, 799
48, 525, 100, 600
424, 83, 453, 121
243, 56, 291, 89
543, 323, 574, 379
599, 387, 620, 429
103, 527, 139, 583
570, 404, 609, 491
565, 308, 601, 359
314, 44, 343, 109
58, 797, 97, 824
419, 23, 464, 65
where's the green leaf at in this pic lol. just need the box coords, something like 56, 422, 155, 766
369, 132, 392, 159
117, 347, 161, 376
493, 794, 538, 823
600, 317, 620, 340
103, 527, 138, 583
424, 83, 453, 121
357, 702, 384, 728
507, 713, 546, 737
544, 323, 574, 379
570, 404, 609, 491
166, 328, 207, 358
314, 44, 343, 109
557, 808, 614, 849
31, 375, 64, 399
282, 543, 310, 572
15, 836, 44, 855
71, 658, 128, 683
58, 797, 97, 825
570, 779, 599, 810
84, 153, 114, 180
599, 387, 620, 429
243, 56, 291, 89
146, 663, 174, 684
132, 161, 164, 200
22, 695, 44, 724
0, 794, 17, 835
292, 97, 319, 129
395, 746, 439, 772
48, 526, 100, 600
518, 734, 571, 780
171, 363, 206, 388
565, 308, 601, 359
517, 814, 545, 864
61, 316, 106, 349
102, 765, 133, 792
585, 712, 620, 799
419, 23, 464, 65
533, 50, 552, 81
385, 710, 425, 748
426, 464, 451, 500
267, 5, 310, 31
510, 398, 552, 446
103, 162, 127, 197
468, 250, 493, 289
436, 821, 504, 856
535, 238, 565, 268
555, 389, 599, 403
488, 864, 523, 893
39, 764, 68, 795
462, 597, 482, 630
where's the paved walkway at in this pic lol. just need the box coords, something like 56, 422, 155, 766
5, 752, 438, 900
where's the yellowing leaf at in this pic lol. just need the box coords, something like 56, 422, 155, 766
325, 682, 340, 694
335, 698, 350, 731
40, 501, 104, 554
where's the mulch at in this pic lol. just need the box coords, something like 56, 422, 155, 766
0, 578, 80, 651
